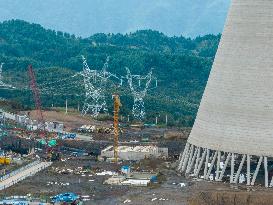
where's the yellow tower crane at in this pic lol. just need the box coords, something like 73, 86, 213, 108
113, 94, 121, 163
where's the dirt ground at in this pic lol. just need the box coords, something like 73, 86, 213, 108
26, 110, 190, 141
16, 109, 189, 158
0, 159, 131, 202
0, 158, 178, 204
189, 191, 273, 205
2, 156, 273, 205
3, 112, 273, 205
0, 158, 166, 204
27, 110, 110, 131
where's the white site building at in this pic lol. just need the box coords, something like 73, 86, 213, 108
100, 145, 168, 161
1, 110, 64, 133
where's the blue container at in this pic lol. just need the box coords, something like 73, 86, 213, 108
150, 175, 157, 182
121, 165, 130, 174
51, 192, 79, 203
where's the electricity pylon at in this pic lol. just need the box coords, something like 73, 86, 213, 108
126, 67, 155, 121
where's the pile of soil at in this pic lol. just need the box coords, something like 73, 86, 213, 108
189, 191, 273, 205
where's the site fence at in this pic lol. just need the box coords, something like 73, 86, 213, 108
0, 161, 52, 190
0, 160, 40, 181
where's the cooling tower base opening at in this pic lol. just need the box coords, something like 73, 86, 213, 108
177, 143, 273, 187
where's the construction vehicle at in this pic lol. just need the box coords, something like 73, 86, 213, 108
0, 157, 11, 165
28, 65, 59, 161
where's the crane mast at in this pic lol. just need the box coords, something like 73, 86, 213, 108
28, 65, 44, 129
113, 94, 121, 163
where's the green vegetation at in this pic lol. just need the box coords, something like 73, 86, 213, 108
0, 20, 221, 127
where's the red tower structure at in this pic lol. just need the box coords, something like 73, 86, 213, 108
28, 65, 44, 128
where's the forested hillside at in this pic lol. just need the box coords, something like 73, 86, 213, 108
0, 20, 221, 126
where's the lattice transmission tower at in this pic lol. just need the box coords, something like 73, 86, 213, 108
80, 56, 122, 117
126, 67, 156, 121
0, 63, 14, 88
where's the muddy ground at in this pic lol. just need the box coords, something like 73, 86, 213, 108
2, 112, 273, 205
27, 110, 109, 131
1, 156, 273, 205
1, 135, 273, 205
26, 110, 190, 140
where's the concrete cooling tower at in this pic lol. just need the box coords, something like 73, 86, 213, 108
178, 0, 273, 187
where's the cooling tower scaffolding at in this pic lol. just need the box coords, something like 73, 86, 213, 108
178, 0, 273, 187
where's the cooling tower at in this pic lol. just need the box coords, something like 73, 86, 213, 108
178, 0, 273, 187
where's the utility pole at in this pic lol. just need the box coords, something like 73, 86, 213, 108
165, 115, 168, 126
65, 99, 68, 114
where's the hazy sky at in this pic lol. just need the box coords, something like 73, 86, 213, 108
0, 0, 231, 37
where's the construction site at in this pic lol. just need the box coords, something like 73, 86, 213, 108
0, 58, 191, 205
0, 100, 188, 204
1, 55, 273, 205
3, 1, 273, 205
1, 104, 273, 205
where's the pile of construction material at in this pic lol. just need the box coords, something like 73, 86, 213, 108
45, 121, 64, 133
78, 125, 96, 133
78, 125, 112, 134
104, 165, 157, 187
51, 165, 117, 177
52, 166, 89, 175
100, 145, 168, 161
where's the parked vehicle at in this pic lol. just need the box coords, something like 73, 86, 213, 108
60, 133, 77, 140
